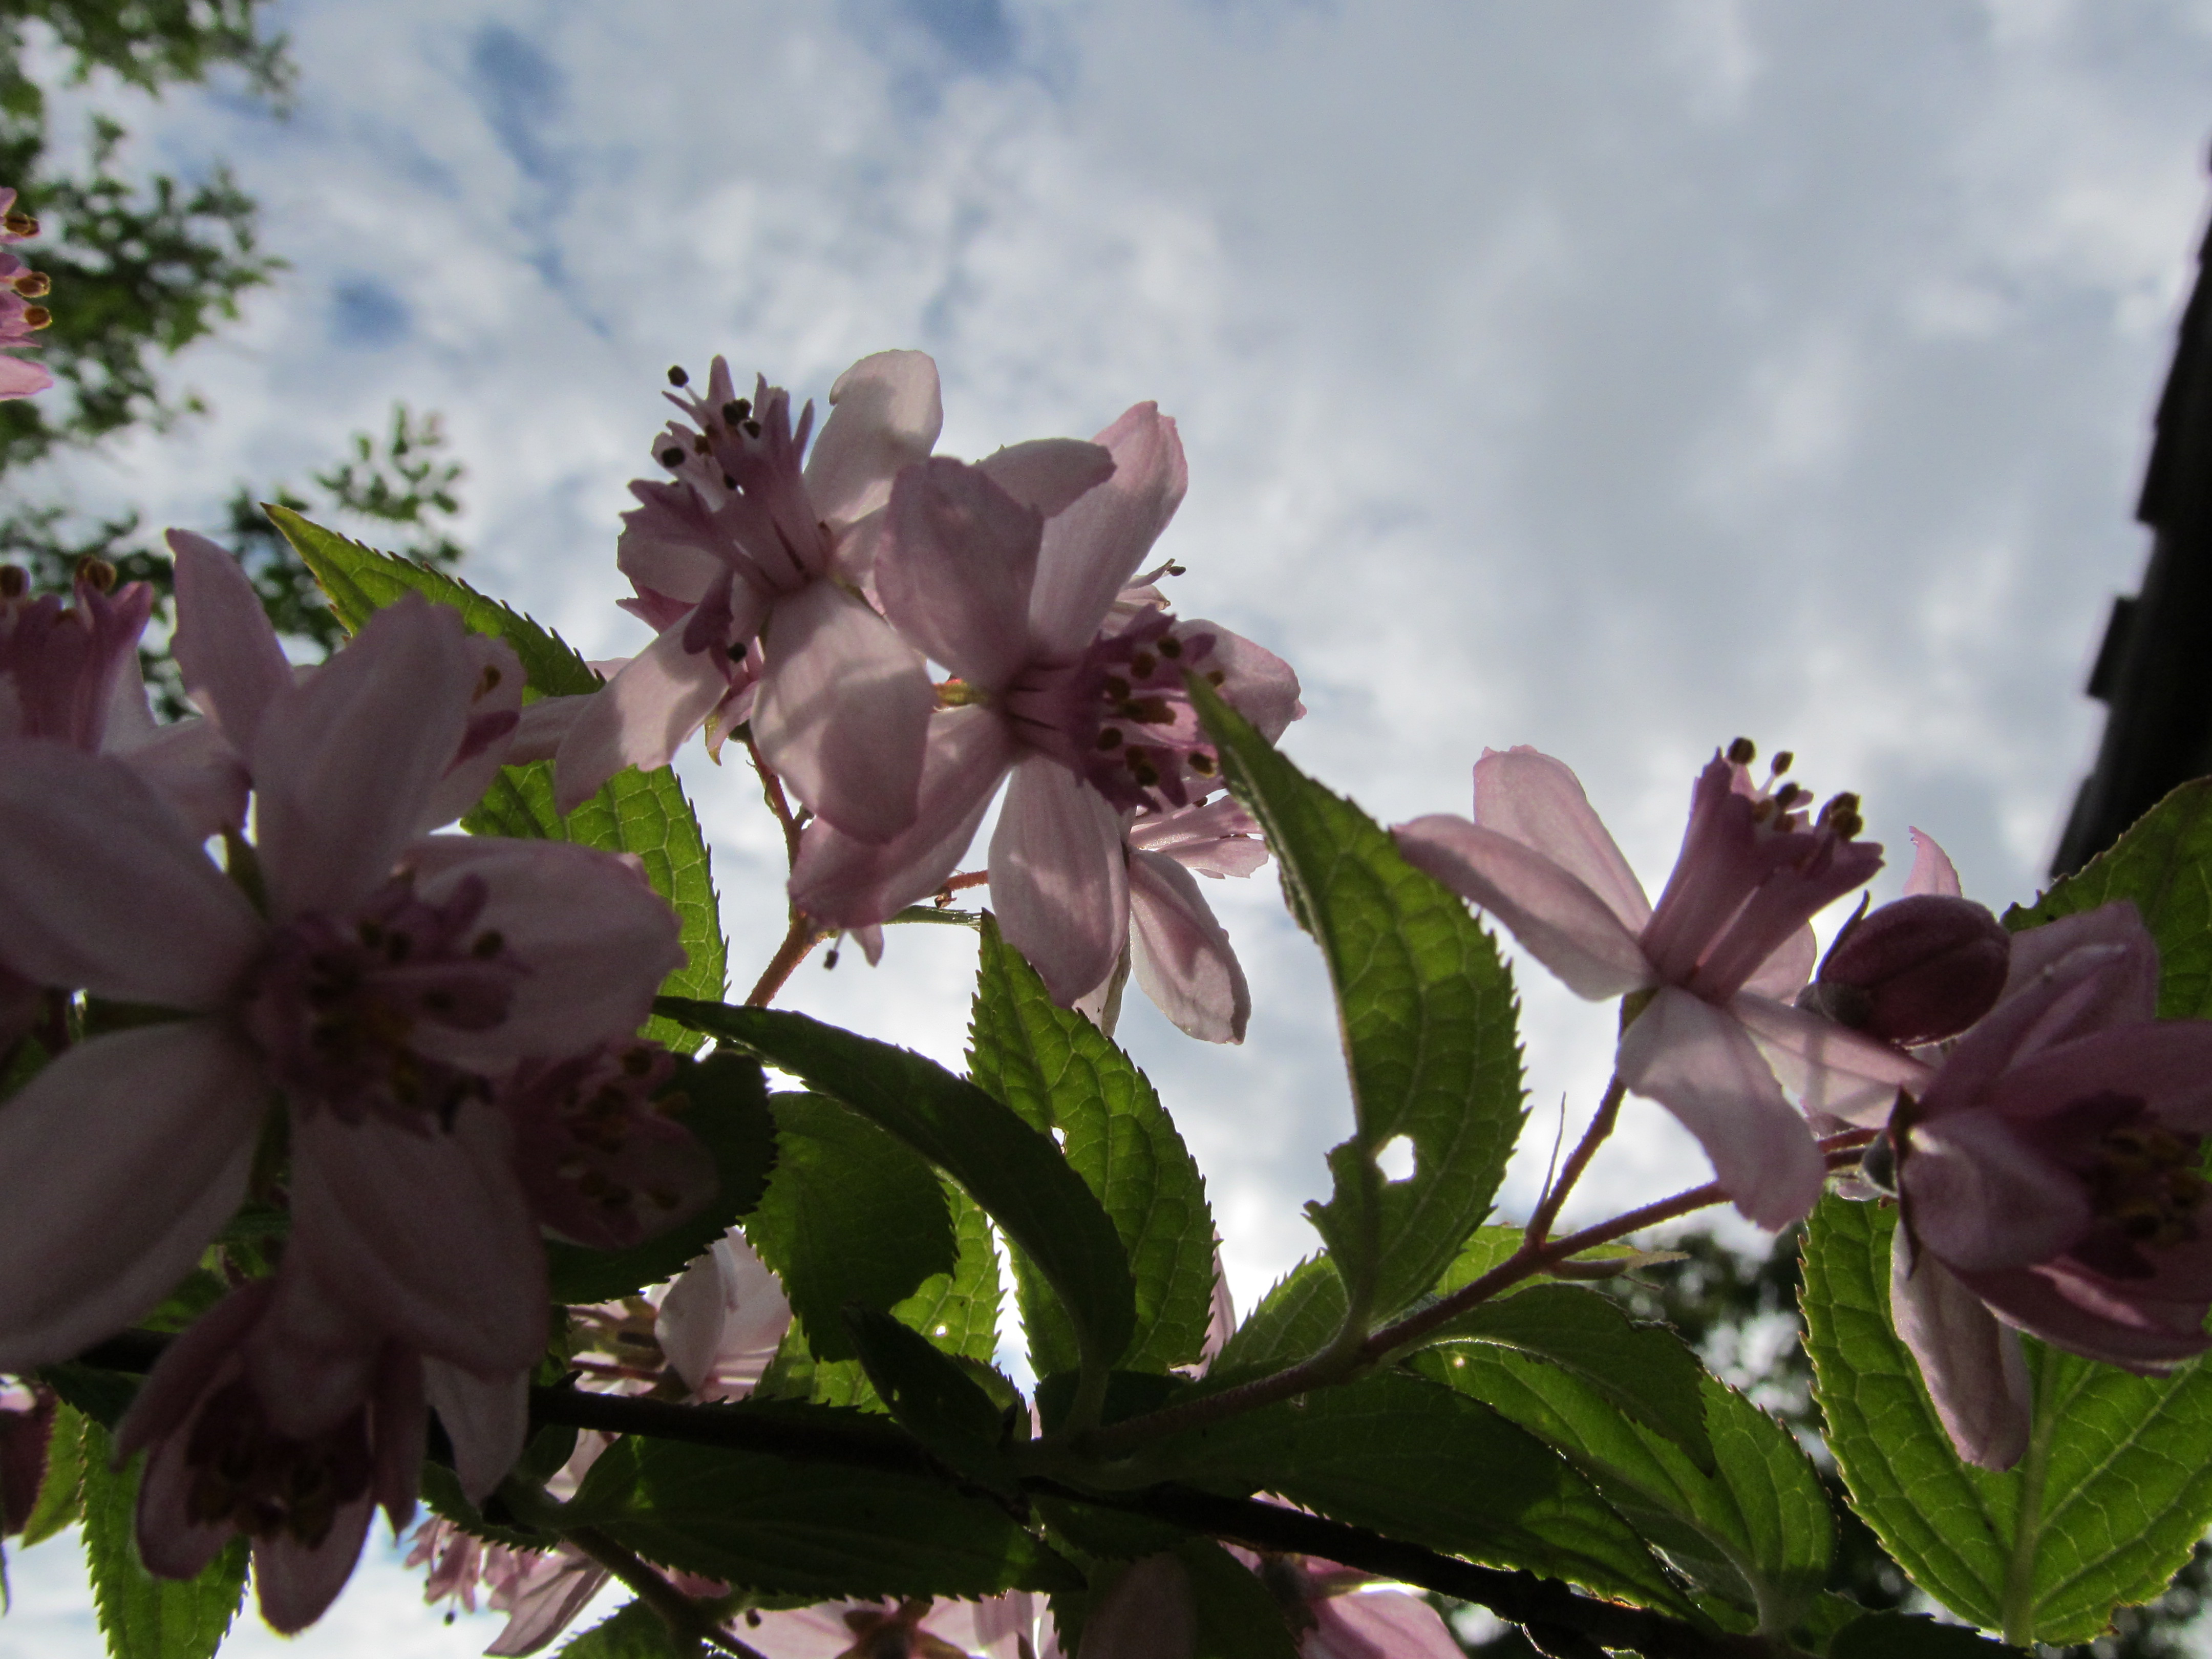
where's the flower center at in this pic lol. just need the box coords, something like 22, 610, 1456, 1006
184, 1379, 373, 1548
2055, 1092, 2207, 1278
999, 610, 1228, 813
241, 873, 525, 1124
654, 368, 829, 595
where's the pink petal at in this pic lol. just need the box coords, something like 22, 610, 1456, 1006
167, 530, 292, 755
990, 755, 1129, 1006
752, 580, 934, 842
1128, 847, 1249, 1043
1902, 1112, 2091, 1272
1998, 902, 2158, 1031
372, 1345, 428, 1528
1129, 795, 1270, 876
977, 437, 1117, 517
287, 1104, 547, 1374
1904, 828, 1963, 899
0, 355, 52, 399
484, 1549, 610, 1656
252, 597, 477, 919
614, 519, 724, 612
399, 837, 685, 1062
507, 692, 593, 765
1615, 987, 1826, 1230
99, 639, 160, 751
413, 635, 527, 832
0, 1024, 264, 1369
1310, 1589, 1468, 1659
1957, 1258, 2212, 1371
789, 706, 1016, 928
253, 1499, 376, 1634
1731, 994, 1932, 1128
803, 350, 944, 529
1187, 620, 1303, 741
1392, 813, 1652, 999
653, 1251, 730, 1393
136, 1424, 237, 1581
117, 719, 250, 837
423, 1359, 528, 1503
0, 743, 260, 1006
1029, 403, 1188, 657
1471, 747, 1652, 933
1984, 1022, 2212, 1134
1739, 925, 1816, 1001
553, 607, 745, 813
1890, 1226, 2030, 1471
117, 1280, 276, 1459
877, 457, 1044, 689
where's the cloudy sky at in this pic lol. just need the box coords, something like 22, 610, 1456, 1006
11, 0, 2212, 1651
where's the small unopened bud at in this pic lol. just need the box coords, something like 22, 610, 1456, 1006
1804, 894, 2009, 1046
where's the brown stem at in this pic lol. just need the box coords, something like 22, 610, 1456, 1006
564, 1524, 769, 1659
1524, 1073, 1626, 1247
744, 912, 825, 1007
742, 733, 802, 869
933, 869, 989, 904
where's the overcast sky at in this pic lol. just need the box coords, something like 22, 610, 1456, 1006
12, 1, 2212, 1652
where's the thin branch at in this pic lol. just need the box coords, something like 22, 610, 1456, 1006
743, 911, 825, 1007
1524, 1073, 1626, 1247
742, 732, 802, 870
933, 869, 988, 903
563, 1523, 770, 1659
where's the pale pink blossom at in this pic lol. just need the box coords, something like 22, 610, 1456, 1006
0, 189, 50, 399
740, 1594, 1040, 1659
0, 595, 686, 1374
653, 1228, 793, 1399
552, 353, 942, 836
1394, 745, 1918, 1228
1890, 901, 2212, 1469
114, 1276, 523, 1633
792, 407, 1300, 1010
1235, 1554, 1465, 1659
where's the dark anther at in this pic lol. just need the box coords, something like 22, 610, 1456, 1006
743, 419, 762, 439
721, 399, 746, 424
667, 365, 689, 387
1158, 636, 1182, 658
658, 446, 684, 469
1097, 728, 1123, 749
3, 211, 38, 237
722, 474, 736, 490
1727, 736, 1757, 766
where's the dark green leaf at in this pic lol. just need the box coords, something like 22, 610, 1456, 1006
660, 1000, 1135, 1376
275, 506, 729, 1050
1194, 680, 1526, 1324
745, 1093, 955, 1363
969, 914, 1216, 1375
1421, 1342, 1828, 1632
1178, 1539, 1305, 1659
1145, 1369, 1696, 1619
555, 1600, 689, 1658
1825, 1611, 2024, 1657
1211, 1257, 1345, 1378
1421, 1284, 1714, 1472
2006, 776, 2212, 1017
1801, 1195, 2212, 1646
845, 1306, 1010, 1476
544, 1055, 778, 1304
80, 1419, 248, 1659
36, 1363, 137, 1429
20, 1399, 83, 1546
568, 1409, 1077, 1598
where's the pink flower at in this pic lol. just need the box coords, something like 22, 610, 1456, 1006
1889, 901, 2212, 1469
553, 353, 943, 837
0, 594, 685, 1375
739, 1594, 1039, 1659
1394, 743, 1917, 1228
114, 1276, 521, 1634
653, 1229, 793, 1400
0, 189, 50, 400
791, 406, 1301, 1009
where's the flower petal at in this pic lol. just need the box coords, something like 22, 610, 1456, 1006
135, 1419, 237, 1582
978, 437, 1116, 517
1193, 620, 1304, 742
1957, 1257, 2212, 1371
117, 1280, 276, 1459
1615, 987, 1826, 1229
252, 597, 476, 919
804, 349, 943, 529
0, 1024, 264, 1369
878, 457, 1044, 689
423, 1358, 529, 1503
167, 530, 293, 755
788, 706, 1016, 928
253, 1499, 376, 1634
1903, 1112, 2092, 1272
991, 756, 1129, 1006
484, 1550, 611, 1657
1472, 747, 1651, 933
1890, 1226, 2030, 1471
1999, 902, 2158, 1031
1312, 1590, 1469, 1659
1732, 993, 1932, 1128
1904, 828, 1963, 899
1030, 403, 1188, 656
117, 718, 250, 837
1128, 848, 1249, 1043
752, 580, 934, 842
287, 1103, 547, 1373
1739, 925, 1816, 1001
0, 743, 259, 1007
1080, 1555, 1195, 1659
413, 635, 527, 833
552, 610, 741, 813
1393, 813, 1651, 999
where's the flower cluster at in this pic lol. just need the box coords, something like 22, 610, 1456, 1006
0, 187, 51, 401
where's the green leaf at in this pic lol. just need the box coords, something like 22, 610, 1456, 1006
80, 1419, 249, 1659
274, 505, 729, 1051
969, 914, 1216, 1375
2006, 776, 2212, 1017
1194, 680, 1526, 1324
1421, 1343, 1829, 1632
845, 1306, 1011, 1477
36, 1363, 138, 1430
20, 1400, 84, 1547
1801, 1195, 2212, 1646
1144, 1370, 1696, 1619
746, 1093, 956, 1363
543, 1054, 778, 1304
568, 1409, 1077, 1598
1416, 1284, 1714, 1472
1177, 1540, 1305, 1659
659, 999, 1136, 1376
1211, 1257, 1346, 1377
555, 1600, 689, 1658
1825, 1611, 2024, 1657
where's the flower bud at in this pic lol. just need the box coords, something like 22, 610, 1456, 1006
1804, 894, 2010, 1046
